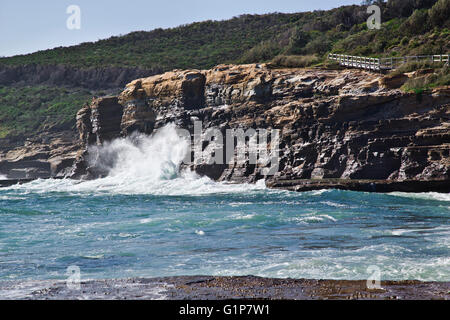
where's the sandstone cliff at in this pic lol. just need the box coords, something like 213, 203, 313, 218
2, 64, 449, 192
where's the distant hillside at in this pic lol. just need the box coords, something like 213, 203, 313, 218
1, 0, 447, 71
0, 12, 307, 70
0, 0, 448, 141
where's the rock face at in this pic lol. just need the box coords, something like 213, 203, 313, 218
379, 73, 409, 89
0, 64, 157, 89
71, 92, 159, 179
2, 64, 449, 192
70, 64, 450, 191
76, 96, 124, 145
0, 131, 79, 180
94, 64, 449, 191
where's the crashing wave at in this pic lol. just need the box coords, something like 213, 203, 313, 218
3, 124, 267, 196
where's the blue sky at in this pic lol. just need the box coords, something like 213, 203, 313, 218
0, 0, 361, 57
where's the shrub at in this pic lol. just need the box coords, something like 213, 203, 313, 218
270, 55, 319, 68
429, 0, 450, 28
385, 0, 438, 19
401, 65, 450, 91
240, 40, 282, 63
286, 27, 311, 55
400, 36, 409, 46
390, 60, 436, 76
304, 36, 333, 55
401, 9, 430, 34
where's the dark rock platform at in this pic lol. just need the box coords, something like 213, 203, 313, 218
266, 178, 450, 193
1, 276, 448, 300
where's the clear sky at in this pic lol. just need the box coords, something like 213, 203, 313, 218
0, 0, 361, 57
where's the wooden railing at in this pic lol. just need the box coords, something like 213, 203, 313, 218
328, 53, 449, 71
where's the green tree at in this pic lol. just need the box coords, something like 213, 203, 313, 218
287, 27, 310, 54
429, 0, 450, 27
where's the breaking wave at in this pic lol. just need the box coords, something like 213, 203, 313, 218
0, 124, 449, 282
2, 124, 449, 202
4, 124, 267, 196
389, 192, 450, 202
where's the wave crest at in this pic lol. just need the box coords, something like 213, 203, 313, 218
3, 124, 267, 196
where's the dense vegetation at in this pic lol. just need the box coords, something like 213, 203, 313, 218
331, 0, 449, 57
1, 0, 448, 70
0, 14, 304, 70
0, 0, 448, 140
0, 86, 92, 138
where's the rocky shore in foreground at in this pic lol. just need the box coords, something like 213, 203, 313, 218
1, 276, 448, 300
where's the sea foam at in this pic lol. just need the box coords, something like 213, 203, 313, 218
3, 124, 268, 196
389, 192, 450, 202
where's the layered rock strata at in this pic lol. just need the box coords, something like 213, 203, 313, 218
0, 131, 78, 180
2, 64, 449, 192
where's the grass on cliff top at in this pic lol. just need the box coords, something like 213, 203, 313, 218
0, 86, 93, 138
386, 59, 450, 93
0, 0, 448, 71
401, 65, 450, 93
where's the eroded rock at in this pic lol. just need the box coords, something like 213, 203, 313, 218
3, 64, 448, 191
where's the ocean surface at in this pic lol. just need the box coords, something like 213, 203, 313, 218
0, 125, 449, 283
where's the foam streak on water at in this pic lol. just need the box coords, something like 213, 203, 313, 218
0, 125, 448, 283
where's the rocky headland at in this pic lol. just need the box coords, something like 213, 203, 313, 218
1, 64, 449, 192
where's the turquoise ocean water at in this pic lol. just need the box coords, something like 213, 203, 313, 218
0, 125, 449, 282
